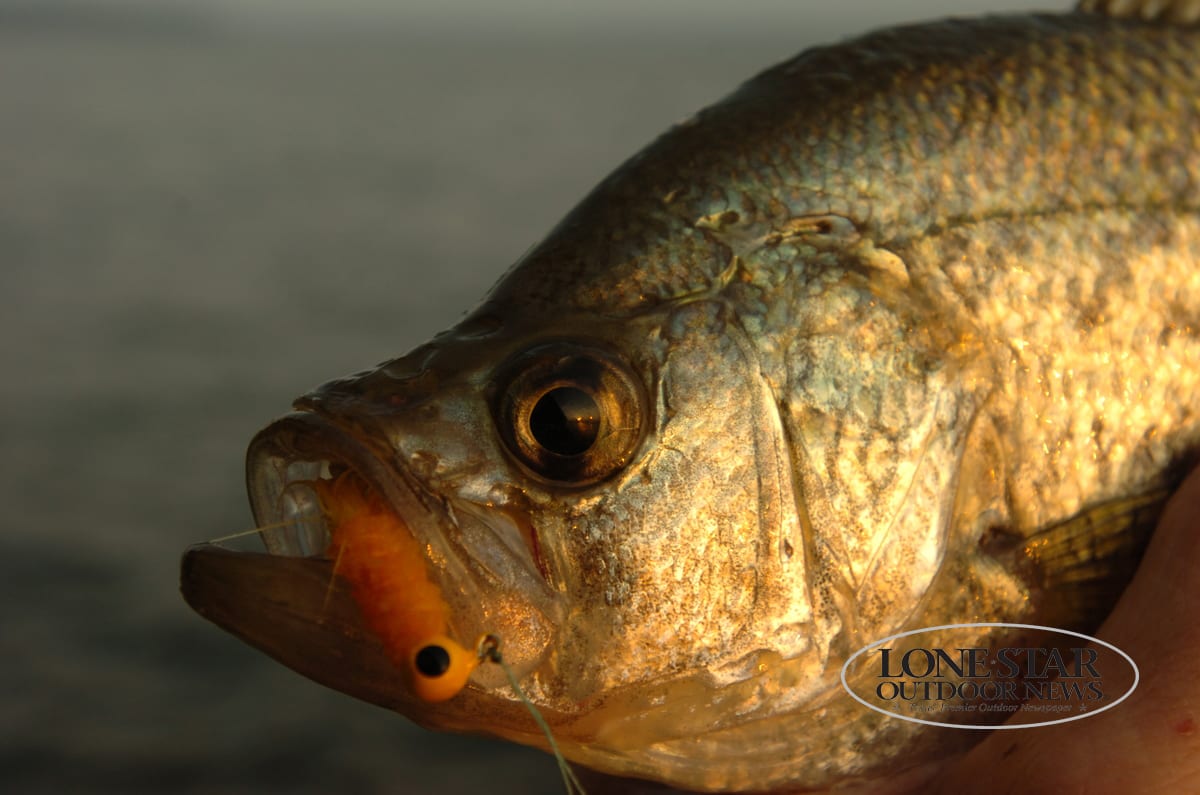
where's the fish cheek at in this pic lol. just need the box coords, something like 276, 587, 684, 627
554, 303, 787, 707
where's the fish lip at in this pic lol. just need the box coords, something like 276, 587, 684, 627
178, 545, 558, 744
179, 544, 421, 712
242, 409, 489, 623
242, 408, 536, 594
245, 410, 414, 552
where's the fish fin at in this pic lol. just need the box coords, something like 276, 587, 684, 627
1076, 0, 1200, 24
1023, 489, 1169, 630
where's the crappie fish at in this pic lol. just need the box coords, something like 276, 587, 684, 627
182, 1, 1200, 791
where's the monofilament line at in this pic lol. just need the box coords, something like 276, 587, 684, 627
478, 635, 587, 795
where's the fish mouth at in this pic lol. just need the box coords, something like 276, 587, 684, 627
241, 411, 465, 572
182, 411, 560, 724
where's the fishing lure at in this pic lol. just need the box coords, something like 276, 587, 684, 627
310, 472, 586, 794
311, 471, 478, 703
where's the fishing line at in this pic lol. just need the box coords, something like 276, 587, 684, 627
321, 541, 348, 617
205, 518, 298, 545
478, 635, 587, 795
226, 481, 585, 790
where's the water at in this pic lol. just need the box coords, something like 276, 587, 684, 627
0, 2, 1047, 792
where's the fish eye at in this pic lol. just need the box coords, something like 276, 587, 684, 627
529, 386, 601, 455
493, 344, 646, 486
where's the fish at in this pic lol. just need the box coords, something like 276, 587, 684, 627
181, 0, 1200, 791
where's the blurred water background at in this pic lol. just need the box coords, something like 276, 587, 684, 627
2, 1, 1049, 792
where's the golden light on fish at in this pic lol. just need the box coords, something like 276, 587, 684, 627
182, 1, 1200, 791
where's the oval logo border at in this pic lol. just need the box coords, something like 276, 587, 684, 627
839, 622, 1140, 730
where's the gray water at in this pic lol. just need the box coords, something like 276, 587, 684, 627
2, 2, 1049, 792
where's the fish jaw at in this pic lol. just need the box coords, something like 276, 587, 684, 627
180, 545, 417, 711
179, 544, 574, 747
185, 408, 564, 728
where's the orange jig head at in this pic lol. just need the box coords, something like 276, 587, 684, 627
311, 472, 478, 703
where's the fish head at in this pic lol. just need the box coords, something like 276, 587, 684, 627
243, 307, 663, 692
189, 244, 883, 744
181, 152, 1009, 789
180, 37, 1006, 776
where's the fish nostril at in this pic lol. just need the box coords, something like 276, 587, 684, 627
380, 343, 440, 382
408, 450, 440, 479
454, 312, 504, 340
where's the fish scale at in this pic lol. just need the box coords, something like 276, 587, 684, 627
490, 15, 1199, 316
901, 210, 1200, 532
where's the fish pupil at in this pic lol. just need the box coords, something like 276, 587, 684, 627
529, 386, 600, 456
415, 644, 452, 678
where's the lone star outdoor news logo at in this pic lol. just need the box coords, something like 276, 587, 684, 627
874, 645, 1103, 715
840, 623, 1139, 729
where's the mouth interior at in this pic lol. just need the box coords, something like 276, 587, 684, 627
251, 454, 435, 574
271, 460, 336, 557
243, 413, 562, 693
249, 450, 466, 589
